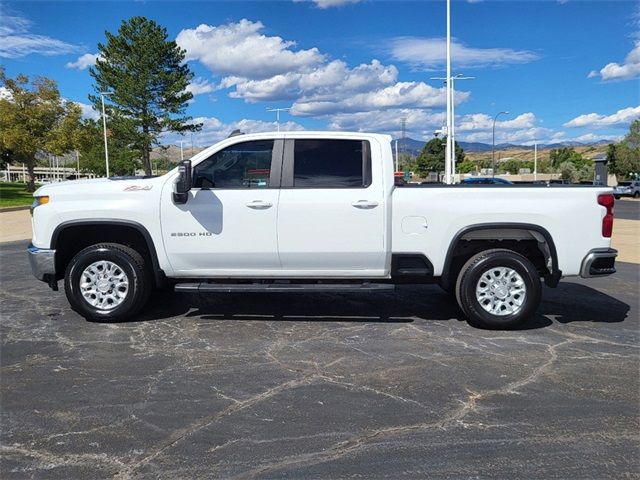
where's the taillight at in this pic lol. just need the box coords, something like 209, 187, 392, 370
598, 193, 614, 238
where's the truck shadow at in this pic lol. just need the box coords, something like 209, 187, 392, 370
132, 282, 631, 330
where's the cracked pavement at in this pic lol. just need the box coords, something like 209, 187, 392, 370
1, 240, 639, 479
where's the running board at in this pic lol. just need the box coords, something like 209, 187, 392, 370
174, 282, 395, 293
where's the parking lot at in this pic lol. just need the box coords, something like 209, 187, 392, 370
1, 238, 639, 479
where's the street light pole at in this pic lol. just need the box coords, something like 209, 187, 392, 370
267, 107, 291, 132
492, 111, 509, 177
444, 0, 452, 185
534, 140, 538, 181
179, 140, 184, 161
432, 73, 475, 182
100, 91, 113, 178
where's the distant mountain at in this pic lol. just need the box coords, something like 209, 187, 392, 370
393, 137, 615, 155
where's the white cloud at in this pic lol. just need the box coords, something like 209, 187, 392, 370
162, 116, 305, 147
457, 112, 537, 132
293, 81, 467, 116
176, 19, 324, 79
311, 0, 361, 8
185, 77, 216, 96
0, 8, 78, 58
223, 59, 399, 103
327, 108, 446, 138
460, 127, 554, 145
568, 133, 622, 143
588, 43, 640, 82
390, 37, 539, 70
65, 53, 101, 70
176, 20, 473, 119
563, 106, 640, 128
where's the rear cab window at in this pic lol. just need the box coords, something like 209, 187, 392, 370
288, 139, 372, 189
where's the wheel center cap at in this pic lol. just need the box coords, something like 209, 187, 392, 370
494, 286, 509, 299
97, 280, 111, 293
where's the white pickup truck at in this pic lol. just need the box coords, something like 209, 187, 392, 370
28, 131, 617, 329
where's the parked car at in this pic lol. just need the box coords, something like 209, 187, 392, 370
461, 177, 513, 185
613, 181, 640, 199
28, 131, 616, 329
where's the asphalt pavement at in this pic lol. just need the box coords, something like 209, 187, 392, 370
1, 240, 639, 479
616, 198, 640, 221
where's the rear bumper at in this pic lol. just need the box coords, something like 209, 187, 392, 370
27, 244, 56, 282
580, 248, 617, 278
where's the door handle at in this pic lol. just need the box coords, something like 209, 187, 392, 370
351, 200, 379, 209
246, 200, 273, 209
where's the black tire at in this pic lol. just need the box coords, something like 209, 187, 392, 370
455, 249, 541, 329
614, 195, 621, 200
634, 191, 640, 199
64, 243, 151, 322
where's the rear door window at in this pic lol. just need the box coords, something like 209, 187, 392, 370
292, 139, 371, 188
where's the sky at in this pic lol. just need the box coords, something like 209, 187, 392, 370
1, 0, 639, 147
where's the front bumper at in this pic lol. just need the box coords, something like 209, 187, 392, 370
580, 248, 617, 278
27, 244, 56, 282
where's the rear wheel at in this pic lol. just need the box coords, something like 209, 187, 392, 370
634, 191, 639, 199
64, 243, 151, 322
455, 249, 541, 329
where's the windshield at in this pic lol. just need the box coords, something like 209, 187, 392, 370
618, 182, 632, 186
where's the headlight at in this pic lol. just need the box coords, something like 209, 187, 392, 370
30, 196, 50, 215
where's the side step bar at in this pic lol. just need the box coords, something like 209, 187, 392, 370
174, 282, 396, 293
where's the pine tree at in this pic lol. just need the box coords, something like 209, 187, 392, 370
415, 136, 465, 178
89, 17, 201, 175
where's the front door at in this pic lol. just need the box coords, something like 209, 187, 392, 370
276, 138, 387, 276
161, 139, 282, 276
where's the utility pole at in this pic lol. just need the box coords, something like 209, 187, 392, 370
100, 91, 113, 178
179, 140, 184, 161
76, 151, 80, 179
267, 107, 291, 132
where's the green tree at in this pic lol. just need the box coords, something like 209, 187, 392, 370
549, 147, 588, 171
500, 159, 534, 175
607, 120, 640, 179
415, 137, 465, 177
559, 161, 578, 183
0, 68, 81, 191
76, 119, 141, 176
457, 160, 476, 174
89, 17, 201, 176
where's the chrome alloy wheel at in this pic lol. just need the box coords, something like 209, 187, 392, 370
475, 267, 526, 316
79, 260, 129, 310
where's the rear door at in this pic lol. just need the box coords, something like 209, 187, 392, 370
276, 138, 387, 276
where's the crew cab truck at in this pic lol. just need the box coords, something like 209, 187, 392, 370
28, 132, 617, 329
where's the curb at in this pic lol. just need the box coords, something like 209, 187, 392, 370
0, 205, 31, 213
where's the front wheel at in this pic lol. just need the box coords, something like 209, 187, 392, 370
455, 249, 541, 329
64, 243, 151, 322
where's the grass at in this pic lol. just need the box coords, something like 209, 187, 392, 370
0, 182, 34, 208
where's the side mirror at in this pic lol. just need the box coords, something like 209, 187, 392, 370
173, 160, 192, 204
